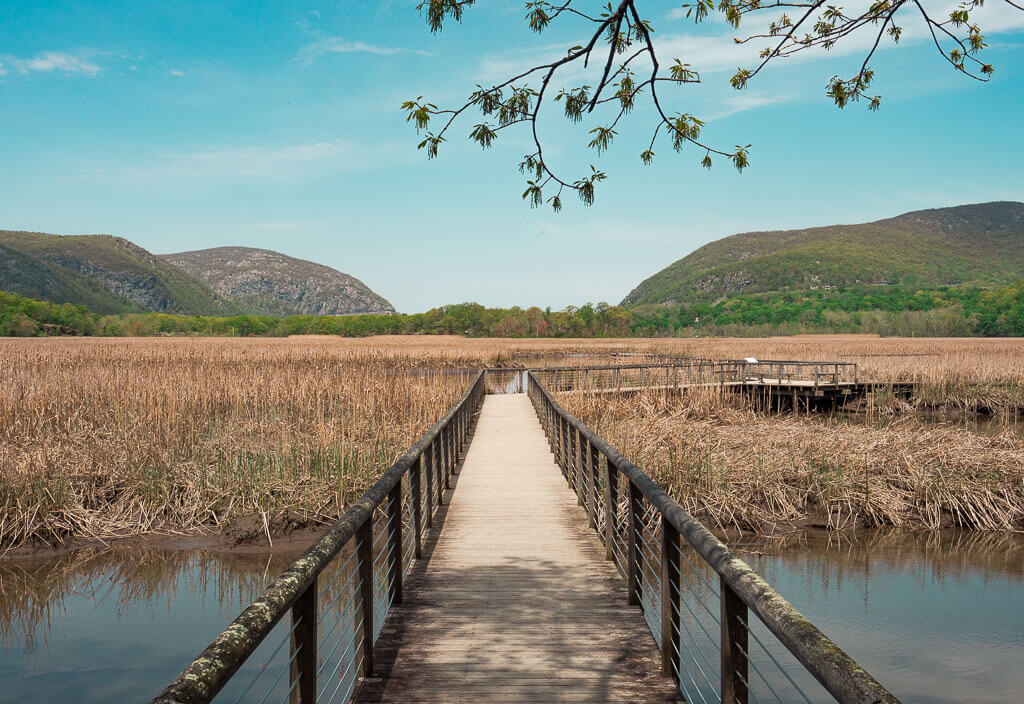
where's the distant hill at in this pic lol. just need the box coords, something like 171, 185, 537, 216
160, 247, 395, 316
0, 231, 239, 315
623, 202, 1024, 306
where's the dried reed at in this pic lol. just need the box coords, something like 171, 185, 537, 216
0, 338, 491, 549
3, 335, 1021, 548
560, 387, 1024, 532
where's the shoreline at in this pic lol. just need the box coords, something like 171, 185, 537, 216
5, 517, 1021, 562
0, 518, 327, 561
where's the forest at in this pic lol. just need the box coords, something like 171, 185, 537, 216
2, 280, 1023, 338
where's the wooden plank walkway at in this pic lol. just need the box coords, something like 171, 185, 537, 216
354, 394, 680, 703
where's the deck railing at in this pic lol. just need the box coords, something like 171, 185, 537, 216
532, 361, 748, 393
151, 372, 486, 704
527, 371, 897, 704
742, 360, 858, 387
531, 359, 858, 393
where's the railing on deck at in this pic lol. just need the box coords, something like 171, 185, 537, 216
151, 372, 486, 704
532, 361, 747, 394
527, 371, 897, 704
531, 359, 858, 394
742, 361, 858, 387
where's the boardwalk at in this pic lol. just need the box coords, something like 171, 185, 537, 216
354, 394, 679, 703
155, 369, 899, 704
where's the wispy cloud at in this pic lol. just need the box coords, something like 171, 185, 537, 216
296, 38, 431, 64
67, 137, 414, 185
167, 68, 185, 76
167, 141, 348, 176
704, 92, 795, 120
0, 51, 101, 77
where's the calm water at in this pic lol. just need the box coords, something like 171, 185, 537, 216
730, 531, 1024, 703
0, 531, 1021, 703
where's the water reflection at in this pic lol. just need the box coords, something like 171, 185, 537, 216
0, 547, 303, 703
0, 530, 1021, 703
730, 530, 1024, 704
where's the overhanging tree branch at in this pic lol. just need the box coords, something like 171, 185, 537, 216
405, 0, 1020, 209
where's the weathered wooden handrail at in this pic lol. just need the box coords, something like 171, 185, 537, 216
151, 372, 486, 704
527, 371, 898, 704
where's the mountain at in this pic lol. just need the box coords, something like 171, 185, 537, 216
159, 247, 395, 316
622, 202, 1024, 306
0, 231, 240, 315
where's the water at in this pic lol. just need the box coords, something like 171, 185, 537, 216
0, 548, 306, 703
729, 530, 1024, 703
1, 531, 1022, 703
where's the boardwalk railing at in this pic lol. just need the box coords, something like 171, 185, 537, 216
533, 361, 747, 393
151, 372, 486, 704
532, 359, 858, 394
527, 371, 897, 704
153, 365, 894, 704
743, 360, 858, 386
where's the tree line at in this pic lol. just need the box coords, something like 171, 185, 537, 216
2, 282, 1022, 338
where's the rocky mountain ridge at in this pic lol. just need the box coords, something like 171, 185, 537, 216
159, 247, 394, 316
0, 231, 394, 316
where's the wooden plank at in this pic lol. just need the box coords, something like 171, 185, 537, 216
353, 394, 679, 704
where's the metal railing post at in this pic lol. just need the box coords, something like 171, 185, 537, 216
561, 417, 569, 472
588, 439, 600, 530
553, 413, 560, 465
357, 519, 375, 676
604, 459, 618, 562
462, 403, 468, 445
436, 431, 448, 493
387, 484, 403, 604
661, 517, 681, 685
445, 425, 453, 488
411, 457, 423, 559
455, 408, 462, 454
424, 444, 434, 528
573, 427, 583, 504
626, 481, 642, 606
435, 436, 447, 504
566, 422, 574, 487
559, 418, 568, 478
721, 576, 750, 704
437, 432, 447, 493
289, 579, 318, 704
549, 403, 555, 454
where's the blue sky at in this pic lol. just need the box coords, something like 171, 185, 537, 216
2, 1, 1023, 312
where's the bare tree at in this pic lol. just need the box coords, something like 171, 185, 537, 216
403, 0, 1019, 209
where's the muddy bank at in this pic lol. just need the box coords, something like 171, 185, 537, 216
1, 510, 330, 560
